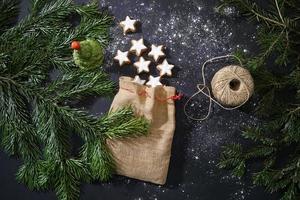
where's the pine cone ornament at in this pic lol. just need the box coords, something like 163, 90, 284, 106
72, 39, 104, 69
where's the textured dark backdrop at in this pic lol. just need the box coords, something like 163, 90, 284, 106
0, 0, 280, 200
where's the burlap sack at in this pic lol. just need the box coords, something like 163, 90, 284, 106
106, 76, 176, 185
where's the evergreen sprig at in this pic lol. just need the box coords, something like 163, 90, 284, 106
218, 0, 300, 199
0, 1, 149, 199
0, 0, 19, 30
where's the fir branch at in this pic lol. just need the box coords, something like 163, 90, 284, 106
219, 0, 300, 33
2, 0, 73, 40
0, 122, 41, 160
74, 14, 113, 47
103, 117, 149, 139
241, 127, 277, 146
50, 105, 100, 142
218, 144, 246, 177
0, 1, 149, 199
16, 161, 45, 190
44, 70, 115, 102
74, 1, 102, 18
282, 108, 300, 143
219, 0, 300, 199
80, 140, 114, 181
38, 158, 89, 200
0, 80, 41, 161
99, 107, 150, 139
253, 157, 300, 198
0, 0, 19, 31
34, 100, 71, 159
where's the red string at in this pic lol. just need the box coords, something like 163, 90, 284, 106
120, 87, 183, 102
170, 94, 184, 100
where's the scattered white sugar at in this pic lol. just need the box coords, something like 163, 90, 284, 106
88, 0, 259, 199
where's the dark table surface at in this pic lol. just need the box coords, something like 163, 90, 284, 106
0, 0, 280, 200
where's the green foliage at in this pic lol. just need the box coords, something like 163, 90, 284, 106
81, 139, 114, 182
0, 0, 149, 199
100, 107, 150, 139
218, 0, 300, 199
0, 0, 19, 30
41, 69, 116, 101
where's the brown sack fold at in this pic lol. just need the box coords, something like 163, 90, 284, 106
106, 76, 176, 185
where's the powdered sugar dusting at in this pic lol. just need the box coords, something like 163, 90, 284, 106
75, 0, 270, 200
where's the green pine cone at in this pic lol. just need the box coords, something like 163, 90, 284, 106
73, 39, 104, 69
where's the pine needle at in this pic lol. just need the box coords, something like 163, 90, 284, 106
0, 1, 149, 199
218, 1, 300, 199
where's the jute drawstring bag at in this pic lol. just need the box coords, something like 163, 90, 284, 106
106, 76, 178, 184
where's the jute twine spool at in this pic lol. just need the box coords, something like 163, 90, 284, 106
211, 65, 254, 107
184, 55, 254, 121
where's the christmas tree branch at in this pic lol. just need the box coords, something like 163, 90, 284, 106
80, 140, 114, 181
219, 0, 300, 199
0, 1, 149, 199
99, 107, 150, 139
38, 158, 89, 200
103, 117, 149, 139
219, 0, 300, 34
16, 160, 45, 190
0, 80, 41, 161
0, 0, 19, 31
45, 70, 115, 102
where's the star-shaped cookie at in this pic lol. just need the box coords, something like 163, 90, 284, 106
114, 50, 130, 66
120, 16, 137, 35
146, 75, 162, 88
130, 38, 147, 57
132, 75, 146, 85
148, 45, 165, 62
157, 59, 174, 76
134, 57, 151, 73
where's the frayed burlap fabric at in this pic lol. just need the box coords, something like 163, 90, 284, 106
106, 76, 176, 184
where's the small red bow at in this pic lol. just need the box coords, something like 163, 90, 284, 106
170, 93, 184, 100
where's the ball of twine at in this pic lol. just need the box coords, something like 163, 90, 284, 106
184, 55, 255, 121
211, 65, 254, 107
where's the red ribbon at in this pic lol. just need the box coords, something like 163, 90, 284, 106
120, 87, 183, 103
170, 93, 183, 100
